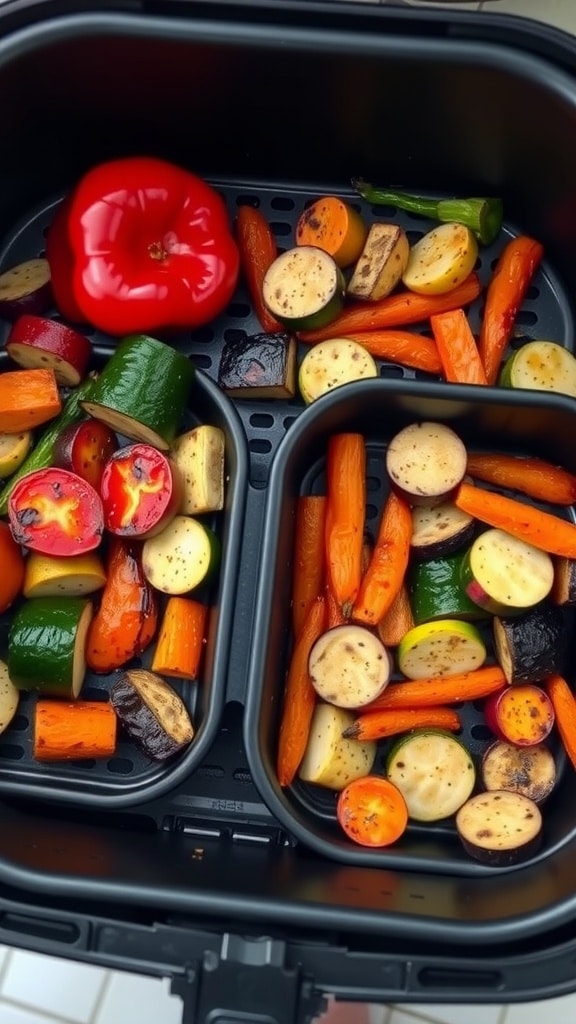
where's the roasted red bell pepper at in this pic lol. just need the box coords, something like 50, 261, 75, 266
45, 197, 87, 324
8, 467, 104, 556
52, 157, 240, 337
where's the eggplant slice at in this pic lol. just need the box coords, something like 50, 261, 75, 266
111, 668, 194, 761
493, 603, 567, 684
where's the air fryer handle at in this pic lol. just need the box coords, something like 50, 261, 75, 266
172, 935, 327, 1024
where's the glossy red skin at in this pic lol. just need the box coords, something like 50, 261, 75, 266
53, 418, 119, 491
8, 467, 104, 556
67, 156, 240, 337
45, 197, 87, 324
6, 315, 92, 386
484, 685, 555, 746
100, 443, 182, 538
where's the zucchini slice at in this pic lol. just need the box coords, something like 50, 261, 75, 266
410, 500, 475, 560
500, 340, 576, 398
456, 790, 542, 866
298, 338, 377, 405
397, 619, 486, 679
386, 421, 467, 507
410, 553, 487, 624
262, 246, 345, 331
402, 223, 478, 296
308, 624, 392, 708
218, 331, 297, 400
7, 596, 93, 699
81, 334, 194, 450
386, 729, 475, 822
492, 603, 567, 684
462, 528, 554, 615
480, 740, 556, 805
298, 703, 376, 790
142, 514, 220, 595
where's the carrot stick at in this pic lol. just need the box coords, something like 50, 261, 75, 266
325, 578, 347, 628
318, 329, 443, 375
299, 273, 482, 344
478, 235, 544, 385
277, 595, 326, 787
325, 433, 366, 618
34, 701, 117, 761
236, 205, 282, 333
295, 195, 368, 269
351, 491, 412, 626
545, 674, 576, 770
291, 495, 327, 638
454, 481, 576, 558
151, 597, 207, 680
343, 706, 461, 742
376, 583, 415, 647
360, 666, 507, 712
466, 453, 576, 506
0, 368, 62, 432
430, 308, 487, 385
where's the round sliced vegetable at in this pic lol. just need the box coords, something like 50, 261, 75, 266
484, 684, 555, 747
8, 596, 93, 699
462, 528, 554, 616
100, 443, 183, 538
0, 430, 33, 480
481, 740, 556, 805
500, 341, 576, 398
0, 659, 20, 735
308, 624, 392, 708
6, 315, 92, 387
386, 421, 467, 507
386, 729, 475, 822
336, 775, 409, 848
402, 223, 478, 296
455, 790, 542, 866
53, 417, 119, 491
295, 196, 368, 269
142, 514, 220, 594
262, 246, 345, 331
8, 467, 104, 557
0, 521, 25, 614
492, 604, 566, 685
298, 338, 377, 405
410, 500, 475, 560
397, 619, 487, 679
23, 551, 106, 599
0, 258, 52, 321
298, 704, 376, 791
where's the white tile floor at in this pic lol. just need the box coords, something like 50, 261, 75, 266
3, 1, 576, 1023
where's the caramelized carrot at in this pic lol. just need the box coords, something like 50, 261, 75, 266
478, 236, 544, 385
351, 491, 412, 626
0, 368, 61, 432
295, 195, 368, 269
34, 701, 117, 761
343, 706, 461, 742
292, 495, 327, 638
325, 434, 366, 618
454, 481, 576, 558
325, 578, 346, 628
361, 666, 507, 712
151, 597, 207, 680
376, 583, 415, 648
86, 538, 158, 673
236, 205, 282, 333
299, 273, 482, 344
545, 674, 576, 770
277, 595, 326, 787
466, 453, 576, 506
430, 308, 488, 385
323, 329, 442, 375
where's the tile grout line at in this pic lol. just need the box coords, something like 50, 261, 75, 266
87, 968, 114, 1024
0, 991, 91, 1024
0, 947, 14, 991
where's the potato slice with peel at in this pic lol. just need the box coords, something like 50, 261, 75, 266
402, 222, 478, 296
298, 703, 376, 790
0, 659, 20, 735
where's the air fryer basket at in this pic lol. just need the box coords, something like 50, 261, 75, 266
2, 0, 576, 1012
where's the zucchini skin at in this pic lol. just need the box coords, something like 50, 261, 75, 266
8, 597, 92, 697
493, 603, 567, 684
410, 554, 486, 624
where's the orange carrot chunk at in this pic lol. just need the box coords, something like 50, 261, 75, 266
295, 195, 368, 269
545, 674, 576, 770
466, 453, 576, 506
376, 583, 415, 648
430, 308, 488, 385
277, 595, 326, 787
454, 481, 576, 558
352, 490, 412, 626
151, 597, 207, 680
478, 236, 544, 385
325, 433, 366, 618
360, 666, 507, 712
329, 329, 442, 375
34, 700, 117, 761
343, 706, 461, 742
0, 368, 62, 433
291, 495, 327, 638
236, 205, 282, 333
